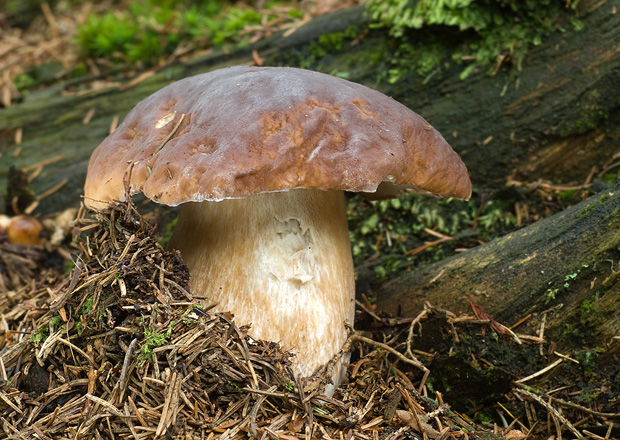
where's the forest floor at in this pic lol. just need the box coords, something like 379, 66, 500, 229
6, 201, 619, 439
1, 2, 619, 439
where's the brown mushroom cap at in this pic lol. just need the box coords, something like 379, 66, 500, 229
7, 215, 44, 246
84, 66, 471, 209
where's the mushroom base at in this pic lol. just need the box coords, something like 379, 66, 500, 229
168, 189, 355, 390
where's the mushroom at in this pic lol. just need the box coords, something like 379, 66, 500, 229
6, 215, 44, 246
84, 66, 471, 390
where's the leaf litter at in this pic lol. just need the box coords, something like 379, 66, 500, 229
0, 202, 485, 440
0, 202, 617, 439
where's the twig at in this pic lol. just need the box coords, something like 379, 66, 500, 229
548, 395, 620, 419
539, 312, 547, 356
514, 387, 583, 439
354, 299, 412, 326
152, 113, 185, 156
249, 386, 276, 437
405, 308, 430, 362
116, 338, 138, 403
56, 337, 97, 366
404, 236, 452, 257
85, 394, 127, 418
348, 333, 429, 392
37, 178, 68, 200
22, 154, 65, 172
242, 387, 287, 398
156, 371, 179, 437
515, 359, 563, 384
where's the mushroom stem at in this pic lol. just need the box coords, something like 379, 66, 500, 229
168, 188, 355, 385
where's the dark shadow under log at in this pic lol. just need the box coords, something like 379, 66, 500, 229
373, 181, 620, 348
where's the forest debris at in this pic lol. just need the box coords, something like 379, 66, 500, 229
538, 311, 547, 356
82, 107, 96, 124
14, 128, 22, 145
404, 229, 453, 257
0, 1, 80, 107
509, 313, 532, 330
0, 202, 615, 439
0, 1, 361, 105
40, 3, 60, 38
0, 203, 480, 439
252, 49, 264, 66
467, 295, 506, 335
118, 70, 155, 91
507, 177, 591, 193
36, 178, 68, 200
0, 241, 53, 292
515, 358, 564, 384
109, 115, 119, 133
405, 308, 430, 362
553, 351, 579, 364
514, 388, 584, 439
23, 154, 65, 178
504, 429, 528, 440
354, 298, 411, 326
41, 207, 77, 245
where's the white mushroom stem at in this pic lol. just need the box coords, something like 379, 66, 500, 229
168, 188, 355, 387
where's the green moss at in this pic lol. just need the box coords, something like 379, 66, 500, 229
158, 216, 178, 248
545, 264, 589, 304
141, 320, 175, 360
555, 89, 611, 136
575, 387, 601, 404
575, 347, 604, 371
76, 1, 299, 67
562, 323, 576, 337
476, 413, 495, 424
82, 296, 95, 315
365, 0, 581, 82
279, 26, 361, 77
30, 327, 49, 345
558, 189, 578, 204
284, 380, 294, 391
580, 291, 598, 312
601, 172, 620, 184
346, 190, 517, 280
63, 259, 77, 274
545, 287, 559, 304
30, 315, 63, 345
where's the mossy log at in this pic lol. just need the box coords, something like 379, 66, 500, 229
0, 5, 367, 214
373, 181, 620, 349
0, 2, 619, 213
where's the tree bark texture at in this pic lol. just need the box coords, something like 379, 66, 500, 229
374, 181, 620, 348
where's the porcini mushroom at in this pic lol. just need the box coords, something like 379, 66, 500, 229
6, 215, 44, 246
84, 66, 471, 390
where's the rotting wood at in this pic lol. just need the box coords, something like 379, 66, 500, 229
0, 4, 619, 214
374, 181, 620, 349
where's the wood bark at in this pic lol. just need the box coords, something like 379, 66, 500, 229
373, 181, 620, 347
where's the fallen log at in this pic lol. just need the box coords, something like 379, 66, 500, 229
0, 2, 618, 213
373, 180, 620, 348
